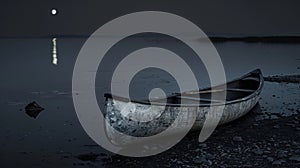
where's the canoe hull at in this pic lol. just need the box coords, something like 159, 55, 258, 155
104, 69, 263, 145
105, 93, 259, 145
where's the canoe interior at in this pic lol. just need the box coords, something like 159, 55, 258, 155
104, 69, 263, 106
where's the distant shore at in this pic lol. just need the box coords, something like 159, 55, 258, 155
210, 36, 300, 43
2, 35, 300, 43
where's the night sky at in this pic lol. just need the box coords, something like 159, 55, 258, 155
1, 0, 300, 37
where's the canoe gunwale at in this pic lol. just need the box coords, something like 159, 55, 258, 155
104, 69, 264, 107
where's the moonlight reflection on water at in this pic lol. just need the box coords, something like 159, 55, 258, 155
52, 38, 58, 65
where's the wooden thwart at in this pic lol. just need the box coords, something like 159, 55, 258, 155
176, 95, 225, 103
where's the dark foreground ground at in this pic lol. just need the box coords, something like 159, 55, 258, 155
99, 105, 300, 168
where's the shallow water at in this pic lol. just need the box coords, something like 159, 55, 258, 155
0, 38, 299, 166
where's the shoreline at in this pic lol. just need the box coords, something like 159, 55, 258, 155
264, 75, 300, 83
1, 35, 300, 43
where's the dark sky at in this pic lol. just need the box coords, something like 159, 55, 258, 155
1, 0, 300, 37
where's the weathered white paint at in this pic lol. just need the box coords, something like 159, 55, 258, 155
105, 94, 260, 145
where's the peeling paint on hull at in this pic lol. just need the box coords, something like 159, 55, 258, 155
104, 94, 260, 145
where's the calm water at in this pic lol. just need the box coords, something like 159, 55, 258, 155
0, 38, 299, 167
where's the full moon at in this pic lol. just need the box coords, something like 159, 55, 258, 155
51, 9, 57, 15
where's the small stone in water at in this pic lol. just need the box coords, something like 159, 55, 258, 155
25, 101, 44, 118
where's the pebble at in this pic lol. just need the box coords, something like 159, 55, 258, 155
233, 136, 243, 142
289, 155, 300, 162
193, 156, 207, 164
252, 148, 263, 155
206, 153, 215, 160
221, 153, 227, 157
273, 125, 280, 129
267, 157, 274, 162
194, 148, 201, 152
206, 160, 212, 166
286, 123, 296, 127
272, 159, 285, 165
277, 150, 288, 158
177, 161, 183, 164
198, 143, 207, 148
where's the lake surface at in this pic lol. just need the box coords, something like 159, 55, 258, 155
0, 38, 299, 167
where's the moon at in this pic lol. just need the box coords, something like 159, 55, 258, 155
51, 9, 57, 15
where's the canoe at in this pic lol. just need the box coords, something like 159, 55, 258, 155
104, 69, 263, 143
